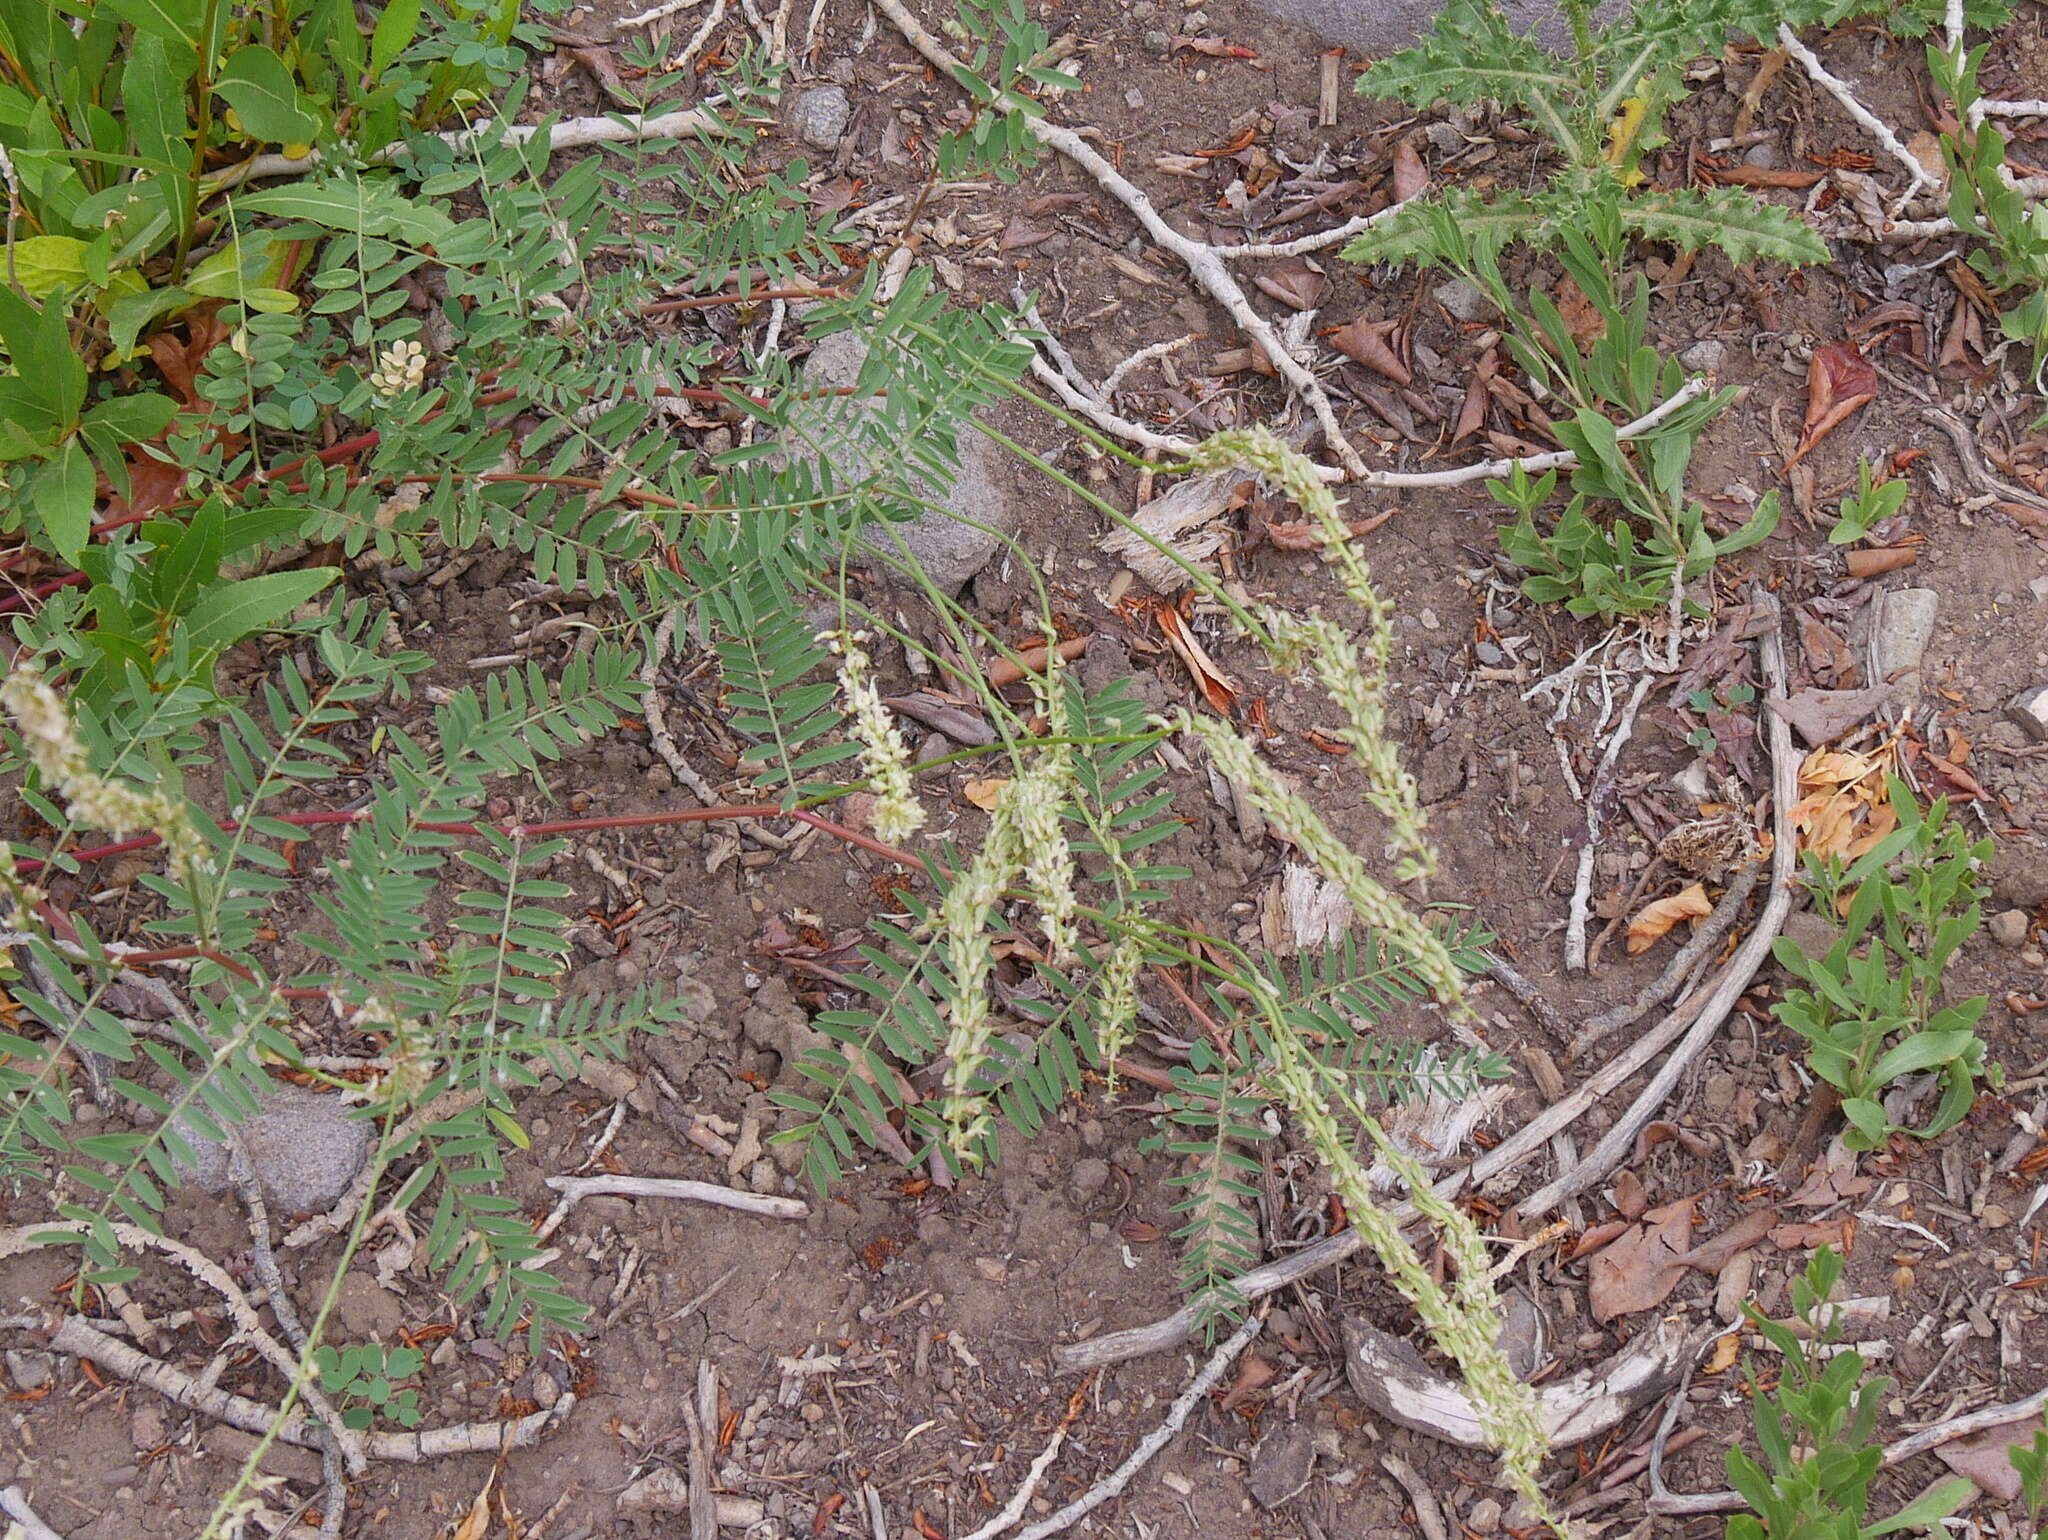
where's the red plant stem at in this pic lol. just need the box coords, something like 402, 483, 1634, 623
14, 804, 922, 877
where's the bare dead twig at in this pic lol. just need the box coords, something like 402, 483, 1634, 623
538, 1174, 808, 1239
0, 1486, 67, 1540
685, 1361, 719, 1540
1566, 675, 1656, 973
1777, 26, 1934, 211
871, 0, 1371, 478
1013, 1313, 1262, 1540
1516, 603, 1797, 1220
1570, 861, 1763, 1059
1379, 1455, 1452, 1540
46, 1315, 575, 1461
1, 1219, 365, 1473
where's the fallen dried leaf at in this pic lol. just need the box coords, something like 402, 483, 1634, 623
1611, 1168, 1649, 1222
1705, 1332, 1742, 1374
1935, 1415, 2045, 1501
1155, 597, 1238, 713
1173, 34, 1259, 57
1254, 258, 1324, 312
1589, 1201, 1694, 1323
1625, 883, 1713, 955
1327, 315, 1410, 385
962, 777, 1009, 811
1770, 1217, 1855, 1250
1568, 1219, 1632, 1261
1707, 164, 1826, 188
1219, 1351, 1277, 1412
1843, 546, 1918, 578
450, 1474, 495, 1540
1768, 686, 1893, 748
1675, 1208, 1779, 1271
1786, 341, 1880, 470
1391, 137, 1430, 203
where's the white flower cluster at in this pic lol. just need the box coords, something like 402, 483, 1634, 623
0, 667, 210, 886
824, 630, 925, 844
937, 798, 1022, 1157
368, 339, 428, 398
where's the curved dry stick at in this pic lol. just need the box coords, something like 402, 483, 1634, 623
0, 1486, 67, 1540
220, 106, 732, 189
1513, 608, 1796, 1220
1568, 860, 1762, 1059
1012, 1314, 1262, 1540
1345, 1315, 1713, 1449
1777, 26, 1933, 210
869, 0, 1369, 480
2, 1220, 368, 1473
539, 1174, 809, 1237
45, 1315, 573, 1462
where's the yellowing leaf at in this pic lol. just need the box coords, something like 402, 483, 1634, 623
1625, 883, 1713, 955
448, 1473, 494, 1540
962, 777, 1009, 811
1706, 1331, 1741, 1375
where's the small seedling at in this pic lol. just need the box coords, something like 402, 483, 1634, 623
1727, 1246, 1973, 1538
1829, 459, 1911, 546
1686, 683, 1758, 756
312, 1342, 426, 1430
1771, 776, 1991, 1151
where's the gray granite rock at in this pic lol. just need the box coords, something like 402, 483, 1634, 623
780, 330, 1018, 593
790, 86, 850, 151
169, 1084, 371, 1214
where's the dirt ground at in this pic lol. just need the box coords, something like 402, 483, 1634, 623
7, 2, 2048, 1538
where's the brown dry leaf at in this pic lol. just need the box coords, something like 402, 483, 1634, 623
1569, 1219, 1631, 1260
962, 777, 1009, 811
1153, 152, 1209, 176
1786, 341, 1880, 470
1218, 1351, 1277, 1412
1768, 686, 1893, 749
1625, 883, 1713, 955
449, 1474, 495, 1540
1119, 1218, 1164, 1243
1796, 609, 1858, 687
1451, 373, 1488, 445
1675, 1208, 1779, 1271
1922, 750, 1990, 801
1770, 1217, 1855, 1250
1708, 164, 1825, 188
1173, 34, 1259, 57
1632, 1120, 1716, 1162
1154, 597, 1238, 714
1610, 1168, 1649, 1221
1588, 1201, 1695, 1323
1391, 137, 1430, 203
1843, 546, 1918, 578
1255, 258, 1324, 312
1328, 316, 1411, 384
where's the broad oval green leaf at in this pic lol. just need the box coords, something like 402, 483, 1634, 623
180, 566, 339, 654
214, 45, 323, 150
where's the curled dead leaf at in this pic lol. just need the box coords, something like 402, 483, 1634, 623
1155, 597, 1238, 714
1624, 883, 1713, 955
1328, 315, 1410, 385
1786, 341, 1879, 470
1842, 546, 1918, 578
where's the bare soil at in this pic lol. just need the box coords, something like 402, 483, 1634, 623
7, 3, 2048, 1539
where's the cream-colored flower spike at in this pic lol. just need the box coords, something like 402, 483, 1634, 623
0, 667, 210, 885
824, 630, 925, 844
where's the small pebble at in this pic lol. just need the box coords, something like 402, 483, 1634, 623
801, 1402, 826, 1424
1474, 640, 1504, 665
1991, 909, 2031, 950
1142, 28, 1172, 54
1468, 1497, 1504, 1534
